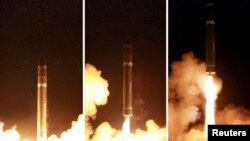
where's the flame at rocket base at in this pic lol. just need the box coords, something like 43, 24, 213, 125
37, 57, 47, 141
123, 44, 133, 117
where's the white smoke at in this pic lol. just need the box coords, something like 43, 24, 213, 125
216, 104, 250, 124
168, 52, 207, 141
84, 63, 110, 119
47, 114, 84, 141
0, 122, 20, 141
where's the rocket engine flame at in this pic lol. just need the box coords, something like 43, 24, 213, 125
204, 75, 217, 133
122, 117, 131, 141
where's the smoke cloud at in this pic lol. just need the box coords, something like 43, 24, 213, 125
84, 64, 110, 119
47, 114, 84, 141
84, 63, 111, 141
0, 122, 20, 141
168, 52, 207, 141
169, 52, 250, 141
216, 104, 250, 124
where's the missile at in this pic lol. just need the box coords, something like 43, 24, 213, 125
205, 2, 216, 75
37, 56, 47, 141
123, 44, 133, 117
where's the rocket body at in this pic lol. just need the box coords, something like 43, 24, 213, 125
206, 2, 216, 75
123, 45, 133, 117
37, 57, 47, 141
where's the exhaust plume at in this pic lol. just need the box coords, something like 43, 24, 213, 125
0, 122, 20, 141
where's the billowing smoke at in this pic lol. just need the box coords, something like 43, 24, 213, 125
84, 63, 110, 118
47, 114, 84, 141
84, 63, 111, 140
47, 63, 111, 141
169, 52, 207, 141
0, 106, 84, 141
46, 63, 111, 141
85, 63, 166, 141
0, 122, 20, 141
216, 104, 250, 124
169, 52, 250, 141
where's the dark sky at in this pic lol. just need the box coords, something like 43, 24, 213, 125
169, 0, 250, 110
0, 0, 82, 140
86, 0, 166, 131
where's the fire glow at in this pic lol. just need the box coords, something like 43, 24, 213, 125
204, 75, 218, 134
122, 117, 131, 141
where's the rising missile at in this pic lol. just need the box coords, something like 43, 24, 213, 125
37, 56, 47, 141
123, 44, 133, 117
205, 2, 216, 75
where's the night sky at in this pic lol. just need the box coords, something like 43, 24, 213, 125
0, 0, 82, 140
169, 0, 250, 110
86, 0, 166, 131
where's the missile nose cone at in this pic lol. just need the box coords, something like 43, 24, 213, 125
39, 56, 46, 66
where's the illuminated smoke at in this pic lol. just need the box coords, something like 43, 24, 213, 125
216, 104, 250, 124
90, 122, 122, 141
84, 63, 110, 141
1, 69, 86, 141
0, 114, 83, 141
84, 63, 110, 118
85, 63, 166, 141
132, 120, 166, 141
168, 52, 207, 141
0, 122, 20, 141
204, 76, 217, 125
47, 114, 84, 141
169, 52, 250, 141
